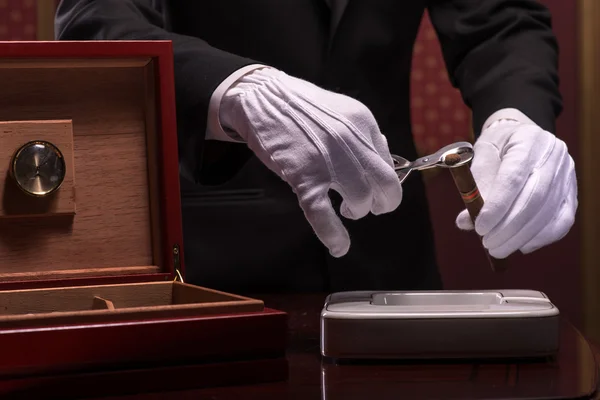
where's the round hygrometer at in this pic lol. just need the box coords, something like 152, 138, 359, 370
11, 140, 66, 197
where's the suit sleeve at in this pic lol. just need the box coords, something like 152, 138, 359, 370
427, 0, 563, 136
55, 0, 257, 183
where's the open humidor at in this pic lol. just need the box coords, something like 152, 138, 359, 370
0, 40, 288, 397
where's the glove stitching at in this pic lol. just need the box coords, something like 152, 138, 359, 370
493, 138, 563, 248
270, 72, 389, 183
235, 92, 297, 185
247, 71, 393, 214
532, 136, 558, 174
290, 89, 380, 155
520, 170, 576, 253
281, 101, 338, 183
308, 100, 393, 207
289, 96, 366, 178
482, 171, 540, 247
286, 95, 393, 205
499, 174, 557, 255
264, 70, 383, 160
486, 148, 568, 253
245, 119, 294, 185
278, 91, 390, 216
288, 98, 391, 210
257, 78, 342, 183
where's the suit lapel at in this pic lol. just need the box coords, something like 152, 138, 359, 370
329, 0, 349, 34
325, 0, 349, 43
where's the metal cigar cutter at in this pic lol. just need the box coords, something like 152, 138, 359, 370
392, 141, 474, 183
391, 140, 509, 272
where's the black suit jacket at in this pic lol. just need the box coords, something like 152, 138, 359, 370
55, 0, 562, 293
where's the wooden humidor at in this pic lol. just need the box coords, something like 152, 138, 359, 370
0, 41, 287, 397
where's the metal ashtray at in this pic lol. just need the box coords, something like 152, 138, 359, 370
320, 290, 559, 360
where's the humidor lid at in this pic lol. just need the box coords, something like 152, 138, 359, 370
0, 41, 184, 290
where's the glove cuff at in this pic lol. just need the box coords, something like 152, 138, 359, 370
206, 64, 269, 143
481, 108, 537, 132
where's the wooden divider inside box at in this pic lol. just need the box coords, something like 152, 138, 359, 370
0, 57, 165, 282
0, 282, 264, 329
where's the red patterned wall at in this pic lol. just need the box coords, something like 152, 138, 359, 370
410, 12, 472, 156
0, 0, 37, 41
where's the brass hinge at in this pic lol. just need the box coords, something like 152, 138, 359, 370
172, 244, 184, 283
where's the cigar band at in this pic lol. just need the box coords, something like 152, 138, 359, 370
460, 187, 480, 203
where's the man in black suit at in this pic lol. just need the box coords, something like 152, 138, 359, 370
55, 0, 577, 294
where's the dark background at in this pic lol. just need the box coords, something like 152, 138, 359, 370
0, 0, 584, 329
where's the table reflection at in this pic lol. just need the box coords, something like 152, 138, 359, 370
96, 294, 599, 400
319, 318, 597, 400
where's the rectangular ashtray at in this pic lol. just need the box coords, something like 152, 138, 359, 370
320, 290, 559, 360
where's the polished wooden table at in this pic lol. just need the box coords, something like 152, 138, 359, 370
9, 294, 599, 399
94, 294, 599, 400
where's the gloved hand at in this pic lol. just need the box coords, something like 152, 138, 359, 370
456, 110, 578, 259
219, 67, 403, 257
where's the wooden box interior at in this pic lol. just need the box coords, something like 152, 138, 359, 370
0, 56, 264, 325
0, 282, 264, 329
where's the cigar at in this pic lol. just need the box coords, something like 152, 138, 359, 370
444, 153, 507, 272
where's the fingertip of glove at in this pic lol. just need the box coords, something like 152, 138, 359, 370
339, 203, 356, 220
455, 210, 474, 231
372, 193, 403, 216
488, 247, 511, 259
330, 242, 350, 258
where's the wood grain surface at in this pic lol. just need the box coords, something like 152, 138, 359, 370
0, 43, 289, 398
0, 59, 160, 280
0, 282, 265, 329
0, 120, 76, 217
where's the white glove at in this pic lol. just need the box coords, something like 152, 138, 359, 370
219, 67, 403, 257
456, 109, 578, 259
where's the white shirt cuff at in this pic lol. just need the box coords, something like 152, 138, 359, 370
205, 64, 267, 142
481, 108, 537, 131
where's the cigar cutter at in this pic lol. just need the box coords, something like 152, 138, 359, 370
392, 141, 473, 184
320, 290, 559, 360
